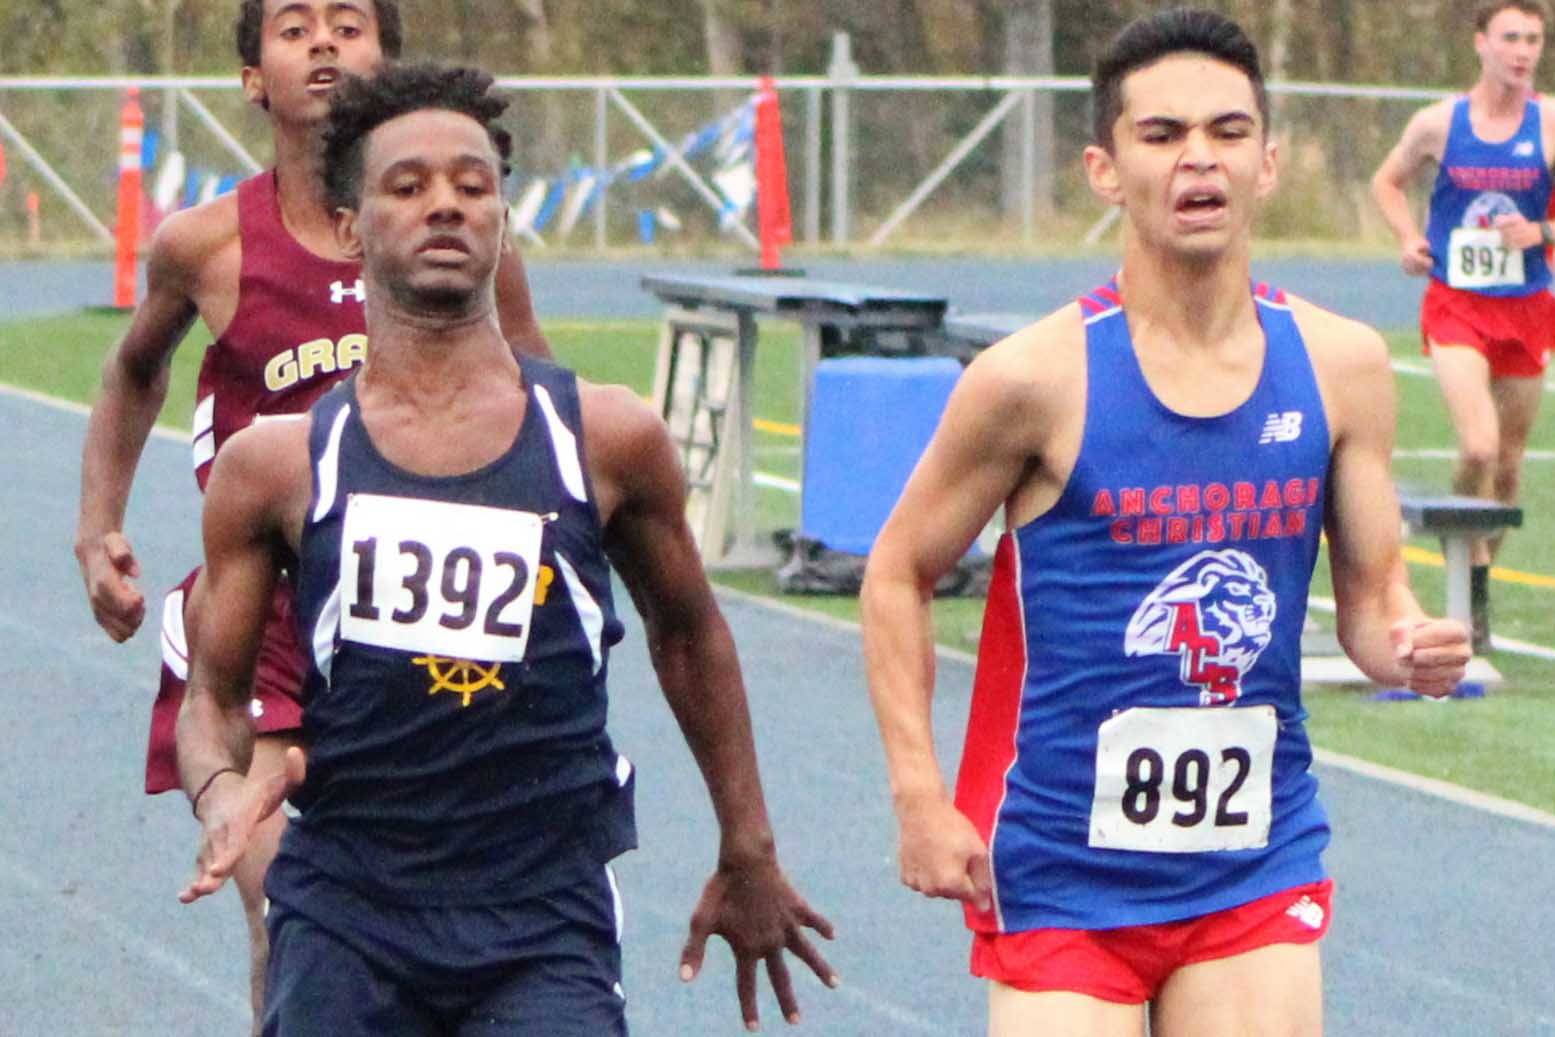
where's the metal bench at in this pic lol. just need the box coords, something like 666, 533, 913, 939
641, 273, 947, 564
1304, 489, 1521, 688
1396, 487, 1522, 640
937, 310, 1036, 361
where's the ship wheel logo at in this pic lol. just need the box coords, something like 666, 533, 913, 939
412, 655, 506, 707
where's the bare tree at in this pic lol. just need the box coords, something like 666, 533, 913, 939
515, 0, 569, 172
1000, 0, 1054, 222
701, 0, 744, 116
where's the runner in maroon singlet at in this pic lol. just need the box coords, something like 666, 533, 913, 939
73, 1, 548, 1027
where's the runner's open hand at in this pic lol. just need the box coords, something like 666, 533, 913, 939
179, 746, 306, 904
679, 855, 838, 1031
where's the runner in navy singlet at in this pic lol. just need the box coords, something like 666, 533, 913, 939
73, 2, 548, 1026
862, 11, 1470, 1036
175, 64, 837, 1035
1371, 0, 1555, 650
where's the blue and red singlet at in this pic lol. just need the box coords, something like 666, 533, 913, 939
955, 281, 1332, 934
1426, 97, 1552, 297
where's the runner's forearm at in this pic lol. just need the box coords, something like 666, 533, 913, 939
1370, 173, 1424, 245
649, 609, 776, 865
176, 673, 257, 805
77, 360, 171, 543
861, 564, 949, 808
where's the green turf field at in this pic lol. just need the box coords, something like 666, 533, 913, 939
3, 310, 1552, 811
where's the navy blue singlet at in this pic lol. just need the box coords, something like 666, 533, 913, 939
271, 357, 635, 909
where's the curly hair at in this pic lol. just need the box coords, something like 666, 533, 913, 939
1091, 8, 1268, 151
235, 0, 403, 68
321, 62, 513, 212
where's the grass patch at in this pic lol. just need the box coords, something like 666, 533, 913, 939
4, 307, 1553, 811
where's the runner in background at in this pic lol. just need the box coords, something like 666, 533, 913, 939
1371, 0, 1555, 652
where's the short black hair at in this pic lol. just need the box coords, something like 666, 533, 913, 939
322, 62, 513, 211
235, 0, 403, 67
1474, 1, 1550, 31
1091, 8, 1269, 151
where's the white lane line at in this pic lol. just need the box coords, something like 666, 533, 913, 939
0, 380, 189, 442
754, 472, 801, 493
714, 584, 1555, 831
3, 385, 940, 1034
0, 847, 250, 1020
623, 874, 943, 1033
1340, 942, 1555, 1027
1391, 358, 1555, 393
11, 381, 1554, 833
1311, 747, 1555, 831
1306, 594, 1555, 662
1394, 448, 1555, 461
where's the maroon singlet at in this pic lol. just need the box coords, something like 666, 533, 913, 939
190, 171, 367, 489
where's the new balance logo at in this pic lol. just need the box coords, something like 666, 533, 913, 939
1286, 895, 1325, 930
1259, 411, 1303, 444
330, 279, 366, 304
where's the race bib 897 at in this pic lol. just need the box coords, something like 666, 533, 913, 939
339, 493, 544, 662
1447, 227, 1525, 289
1089, 705, 1276, 854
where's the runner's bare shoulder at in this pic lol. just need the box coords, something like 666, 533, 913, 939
1397, 98, 1455, 164
206, 414, 315, 540
959, 302, 1088, 438
1283, 294, 1390, 420
148, 190, 242, 290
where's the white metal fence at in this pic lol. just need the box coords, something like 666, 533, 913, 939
0, 68, 1451, 256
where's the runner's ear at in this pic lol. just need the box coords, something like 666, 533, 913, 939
1257, 138, 1279, 201
334, 205, 364, 260
1083, 144, 1123, 207
240, 65, 269, 111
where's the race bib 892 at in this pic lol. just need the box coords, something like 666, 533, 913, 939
1089, 705, 1276, 854
339, 493, 544, 663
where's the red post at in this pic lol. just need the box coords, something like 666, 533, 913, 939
113, 87, 145, 309
753, 76, 792, 271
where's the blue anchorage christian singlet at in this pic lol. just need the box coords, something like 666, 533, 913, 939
954, 281, 1332, 933
1426, 96, 1552, 297
270, 356, 635, 909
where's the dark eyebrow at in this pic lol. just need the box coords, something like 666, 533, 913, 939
1133, 111, 1256, 133
379, 154, 498, 180
272, 1, 367, 19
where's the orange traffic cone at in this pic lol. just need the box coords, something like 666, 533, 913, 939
113, 87, 145, 309
753, 76, 792, 272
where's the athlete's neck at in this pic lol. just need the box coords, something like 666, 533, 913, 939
272, 124, 344, 260
1116, 237, 1259, 352
359, 297, 518, 409
1468, 77, 1530, 120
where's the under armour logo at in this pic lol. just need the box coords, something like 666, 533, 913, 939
330, 279, 365, 304
1515, 140, 1536, 157
1259, 411, 1303, 445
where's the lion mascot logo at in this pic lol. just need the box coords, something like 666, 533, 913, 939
1464, 191, 1520, 229
1124, 549, 1277, 705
